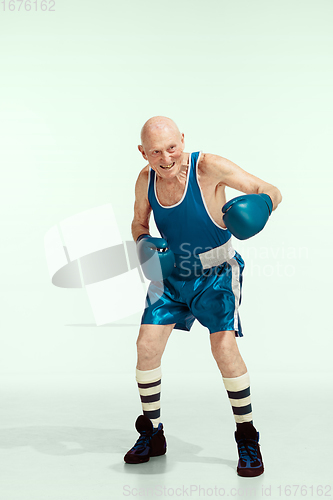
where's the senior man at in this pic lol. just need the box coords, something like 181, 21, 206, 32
124, 116, 282, 477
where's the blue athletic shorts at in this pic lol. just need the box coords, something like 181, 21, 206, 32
141, 251, 245, 336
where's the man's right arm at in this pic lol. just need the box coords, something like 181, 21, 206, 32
131, 167, 152, 242
132, 167, 176, 280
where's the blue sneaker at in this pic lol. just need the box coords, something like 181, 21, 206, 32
124, 415, 167, 464
235, 424, 264, 477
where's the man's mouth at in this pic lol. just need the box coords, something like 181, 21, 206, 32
160, 162, 175, 170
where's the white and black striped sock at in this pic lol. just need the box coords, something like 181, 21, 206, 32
222, 371, 253, 424
136, 366, 162, 428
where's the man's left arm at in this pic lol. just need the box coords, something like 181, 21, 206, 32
202, 154, 282, 210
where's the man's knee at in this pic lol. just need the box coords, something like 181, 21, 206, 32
136, 330, 160, 359
136, 324, 174, 361
210, 330, 238, 360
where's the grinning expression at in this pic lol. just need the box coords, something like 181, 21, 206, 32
139, 128, 185, 178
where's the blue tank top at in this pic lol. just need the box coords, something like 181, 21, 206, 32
148, 151, 232, 275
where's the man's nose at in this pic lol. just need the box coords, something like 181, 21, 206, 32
160, 152, 172, 164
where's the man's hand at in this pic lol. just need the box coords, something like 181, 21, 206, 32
136, 234, 175, 281
222, 194, 273, 240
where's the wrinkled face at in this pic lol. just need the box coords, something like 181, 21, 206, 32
139, 127, 185, 178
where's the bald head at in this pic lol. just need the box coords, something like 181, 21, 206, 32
138, 116, 185, 175
140, 116, 181, 148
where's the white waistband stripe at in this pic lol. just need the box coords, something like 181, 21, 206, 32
198, 240, 235, 269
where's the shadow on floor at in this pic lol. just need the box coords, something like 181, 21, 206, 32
0, 426, 236, 474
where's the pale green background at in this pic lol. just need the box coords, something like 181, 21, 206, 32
0, 0, 332, 375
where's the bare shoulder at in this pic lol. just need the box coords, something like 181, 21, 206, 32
137, 164, 150, 182
198, 153, 231, 174
198, 152, 232, 185
134, 164, 151, 217
135, 165, 150, 198
198, 152, 282, 209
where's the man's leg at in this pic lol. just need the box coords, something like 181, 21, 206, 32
124, 323, 174, 464
210, 330, 264, 477
210, 330, 247, 377
210, 330, 252, 423
136, 323, 174, 427
136, 323, 174, 370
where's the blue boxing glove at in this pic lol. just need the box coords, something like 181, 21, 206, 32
136, 234, 175, 281
222, 193, 273, 240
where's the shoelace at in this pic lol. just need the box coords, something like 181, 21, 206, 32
133, 432, 152, 450
238, 438, 258, 462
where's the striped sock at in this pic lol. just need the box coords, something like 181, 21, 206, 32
222, 372, 253, 424
136, 366, 162, 428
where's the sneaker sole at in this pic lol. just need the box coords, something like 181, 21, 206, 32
237, 465, 264, 477
124, 455, 150, 464
150, 450, 166, 457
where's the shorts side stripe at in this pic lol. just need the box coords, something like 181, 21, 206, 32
228, 257, 241, 331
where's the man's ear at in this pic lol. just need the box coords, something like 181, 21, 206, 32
138, 145, 147, 160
